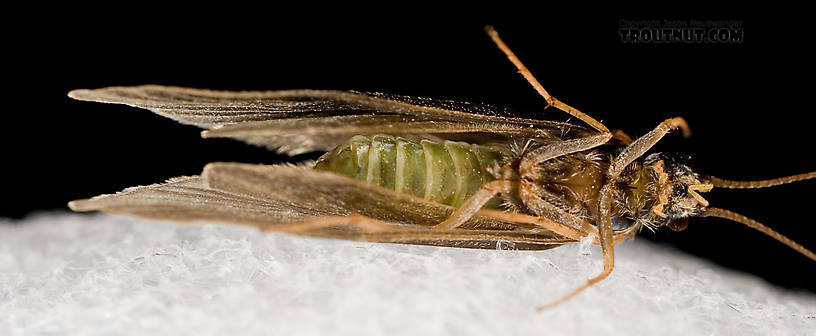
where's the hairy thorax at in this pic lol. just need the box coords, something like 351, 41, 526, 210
518, 150, 610, 222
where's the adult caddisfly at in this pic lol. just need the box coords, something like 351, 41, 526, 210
67, 26, 816, 309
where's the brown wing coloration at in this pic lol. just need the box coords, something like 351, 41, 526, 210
199, 115, 555, 154
67, 176, 316, 226
69, 163, 577, 250
68, 85, 593, 155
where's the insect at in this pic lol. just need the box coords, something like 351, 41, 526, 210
68, 26, 815, 309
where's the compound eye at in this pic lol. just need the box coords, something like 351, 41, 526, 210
667, 217, 689, 232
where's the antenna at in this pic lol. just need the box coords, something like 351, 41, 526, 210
709, 171, 816, 189
702, 207, 816, 262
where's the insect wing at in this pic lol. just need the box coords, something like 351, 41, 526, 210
67, 176, 312, 226
69, 163, 575, 250
204, 163, 577, 250
68, 85, 593, 155
202, 162, 519, 230
200, 115, 552, 155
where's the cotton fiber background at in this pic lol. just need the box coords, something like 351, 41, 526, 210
1, 213, 814, 335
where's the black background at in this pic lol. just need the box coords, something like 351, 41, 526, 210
6, 8, 815, 292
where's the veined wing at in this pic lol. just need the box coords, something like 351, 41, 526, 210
67, 176, 316, 226
199, 115, 564, 154
68, 85, 594, 155
69, 163, 577, 250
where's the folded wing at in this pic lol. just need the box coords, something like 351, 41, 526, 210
69, 163, 575, 250
69, 85, 592, 155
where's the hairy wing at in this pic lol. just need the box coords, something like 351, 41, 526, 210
69, 163, 576, 250
68, 85, 593, 155
199, 115, 553, 154
67, 176, 313, 226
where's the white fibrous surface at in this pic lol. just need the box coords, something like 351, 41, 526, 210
1, 213, 814, 335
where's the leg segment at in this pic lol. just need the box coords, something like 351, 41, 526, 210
611, 129, 633, 145
438, 133, 611, 232
434, 180, 515, 230
519, 133, 613, 176
265, 214, 399, 234
540, 117, 691, 309
538, 182, 641, 310
483, 209, 638, 244
477, 209, 588, 241
485, 26, 610, 134
538, 254, 615, 310
608, 117, 690, 178
539, 182, 618, 310
264, 213, 576, 249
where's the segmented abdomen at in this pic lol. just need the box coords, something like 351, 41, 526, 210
314, 135, 504, 207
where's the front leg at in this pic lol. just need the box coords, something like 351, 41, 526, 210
608, 117, 691, 178
538, 182, 617, 310
540, 117, 691, 309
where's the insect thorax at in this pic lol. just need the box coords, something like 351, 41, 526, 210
517, 148, 709, 231
517, 146, 611, 224
313, 135, 505, 207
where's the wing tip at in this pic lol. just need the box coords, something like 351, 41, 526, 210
67, 89, 94, 101
67, 199, 96, 212
201, 162, 231, 184
67, 85, 168, 102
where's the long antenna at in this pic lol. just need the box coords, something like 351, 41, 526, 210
702, 207, 816, 262
709, 171, 816, 189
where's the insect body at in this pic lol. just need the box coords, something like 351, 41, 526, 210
314, 135, 503, 207
67, 27, 816, 309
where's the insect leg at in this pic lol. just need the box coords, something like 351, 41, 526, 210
590, 119, 688, 292
264, 214, 399, 234
433, 177, 604, 238
611, 129, 633, 145
485, 26, 610, 134
536, 171, 645, 310
434, 180, 516, 230
484, 209, 637, 243
477, 210, 587, 239
519, 133, 613, 176
608, 117, 691, 178
538, 183, 618, 310
262, 213, 576, 249
437, 134, 611, 232
541, 118, 690, 309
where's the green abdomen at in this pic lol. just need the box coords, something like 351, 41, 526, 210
314, 135, 504, 207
